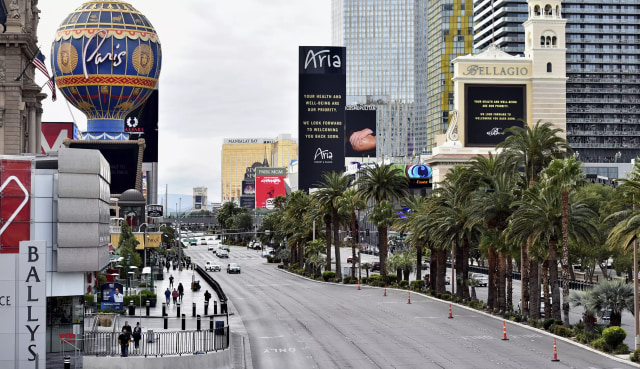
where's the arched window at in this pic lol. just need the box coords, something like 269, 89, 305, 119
552, 36, 557, 46
534, 5, 541, 16
540, 36, 546, 47
556, 5, 561, 17
547, 62, 552, 72
545, 5, 553, 16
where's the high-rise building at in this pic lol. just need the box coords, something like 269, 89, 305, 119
0, 1, 46, 154
332, 0, 416, 158
473, 0, 640, 176
221, 135, 298, 203
193, 187, 208, 211
422, 0, 475, 152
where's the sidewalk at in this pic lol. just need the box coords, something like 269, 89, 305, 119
110, 266, 226, 333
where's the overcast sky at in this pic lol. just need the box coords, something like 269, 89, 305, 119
36, 0, 332, 204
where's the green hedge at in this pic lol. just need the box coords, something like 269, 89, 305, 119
322, 271, 336, 281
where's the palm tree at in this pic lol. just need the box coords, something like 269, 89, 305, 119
540, 156, 588, 325
497, 120, 570, 318
356, 163, 409, 283
338, 188, 366, 279
589, 279, 635, 327
402, 195, 429, 281
369, 200, 397, 282
313, 171, 353, 281
568, 289, 597, 332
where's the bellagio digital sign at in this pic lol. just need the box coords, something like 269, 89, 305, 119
465, 84, 526, 147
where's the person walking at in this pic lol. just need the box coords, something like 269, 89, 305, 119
118, 327, 130, 357
164, 288, 171, 306
132, 322, 142, 350
166, 260, 170, 272
169, 274, 174, 288
204, 290, 211, 303
123, 321, 132, 334
172, 288, 178, 305
177, 283, 184, 302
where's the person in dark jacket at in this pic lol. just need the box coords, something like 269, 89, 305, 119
132, 322, 142, 349
177, 282, 184, 301
118, 327, 130, 357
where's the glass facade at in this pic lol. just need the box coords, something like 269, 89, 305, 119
332, 0, 416, 157
473, 0, 640, 164
424, 0, 475, 151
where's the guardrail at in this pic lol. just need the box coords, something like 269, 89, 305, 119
195, 265, 229, 313
84, 328, 228, 357
465, 264, 596, 291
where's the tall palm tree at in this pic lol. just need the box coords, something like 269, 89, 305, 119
369, 200, 397, 282
356, 163, 409, 283
313, 171, 353, 281
540, 156, 588, 325
497, 120, 569, 318
403, 195, 429, 281
283, 191, 314, 268
338, 188, 366, 279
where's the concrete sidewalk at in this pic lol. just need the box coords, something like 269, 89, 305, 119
114, 266, 227, 333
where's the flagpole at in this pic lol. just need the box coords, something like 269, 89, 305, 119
15, 60, 32, 81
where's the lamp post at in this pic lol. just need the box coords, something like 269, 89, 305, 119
615, 151, 622, 163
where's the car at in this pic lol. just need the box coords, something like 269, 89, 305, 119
422, 274, 450, 285
347, 256, 359, 263
470, 273, 488, 287
371, 261, 380, 271
204, 261, 221, 272
207, 245, 215, 251
220, 244, 230, 251
600, 309, 612, 326
262, 249, 274, 258
421, 260, 429, 270
227, 263, 241, 274
217, 249, 229, 258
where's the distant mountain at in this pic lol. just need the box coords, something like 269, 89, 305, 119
157, 193, 197, 213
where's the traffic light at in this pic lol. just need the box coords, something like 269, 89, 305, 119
400, 231, 404, 238
366, 229, 370, 236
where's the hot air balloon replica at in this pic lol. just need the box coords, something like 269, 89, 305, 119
51, 0, 162, 140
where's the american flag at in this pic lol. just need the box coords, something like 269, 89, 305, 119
32, 51, 56, 101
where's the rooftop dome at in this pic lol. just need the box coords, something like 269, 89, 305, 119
119, 189, 145, 203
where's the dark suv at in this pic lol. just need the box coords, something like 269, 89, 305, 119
371, 261, 381, 271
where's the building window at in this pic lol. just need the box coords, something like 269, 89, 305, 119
547, 62, 552, 73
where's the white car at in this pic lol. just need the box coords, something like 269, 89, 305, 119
208, 245, 215, 251
204, 261, 221, 272
227, 263, 241, 274
470, 273, 488, 287
217, 249, 229, 258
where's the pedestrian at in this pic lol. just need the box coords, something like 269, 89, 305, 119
164, 288, 171, 306
132, 322, 142, 349
118, 327, 130, 357
166, 261, 170, 272
169, 274, 174, 288
123, 321, 132, 334
177, 283, 184, 301
172, 288, 178, 305
204, 290, 211, 303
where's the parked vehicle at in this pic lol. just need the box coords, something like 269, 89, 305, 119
371, 261, 380, 271
227, 263, 241, 274
421, 260, 429, 270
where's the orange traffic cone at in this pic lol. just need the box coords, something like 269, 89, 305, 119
502, 321, 508, 340
407, 291, 411, 304
448, 304, 453, 319
358, 280, 361, 290
551, 338, 559, 361
384, 285, 387, 296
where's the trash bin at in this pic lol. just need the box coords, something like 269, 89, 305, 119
128, 302, 135, 316
147, 329, 154, 343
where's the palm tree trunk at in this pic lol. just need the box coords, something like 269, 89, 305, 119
542, 259, 551, 319
530, 258, 540, 320
416, 243, 423, 281
379, 226, 388, 283
488, 246, 497, 310
498, 251, 507, 312
428, 245, 436, 292
325, 220, 332, 272
437, 248, 447, 293
507, 255, 513, 310
455, 240, 464, 299
462, 239, 470, 301
561, 190, 571, 326
351, 210, 357, 280
333, 210, 342, 281
521, 237, 532, 317
548, 239, 561, 320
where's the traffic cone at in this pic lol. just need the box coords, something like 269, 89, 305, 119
502, 321, 508, 340
384, 285, 387, 296
407, 291, 411, 304
358, 280, 361, 290
448, 304, 453, 319
551, 338, 559, 361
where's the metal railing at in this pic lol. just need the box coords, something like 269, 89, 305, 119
84, 328, 229, 357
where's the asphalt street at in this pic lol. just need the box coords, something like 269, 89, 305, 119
186, 245, 640, 369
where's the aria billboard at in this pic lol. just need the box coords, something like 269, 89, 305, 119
464, 84, 526, 147
298, 46, 346, 192
255, 167, 287, 209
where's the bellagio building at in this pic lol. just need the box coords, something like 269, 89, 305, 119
221, 134, 298, 203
